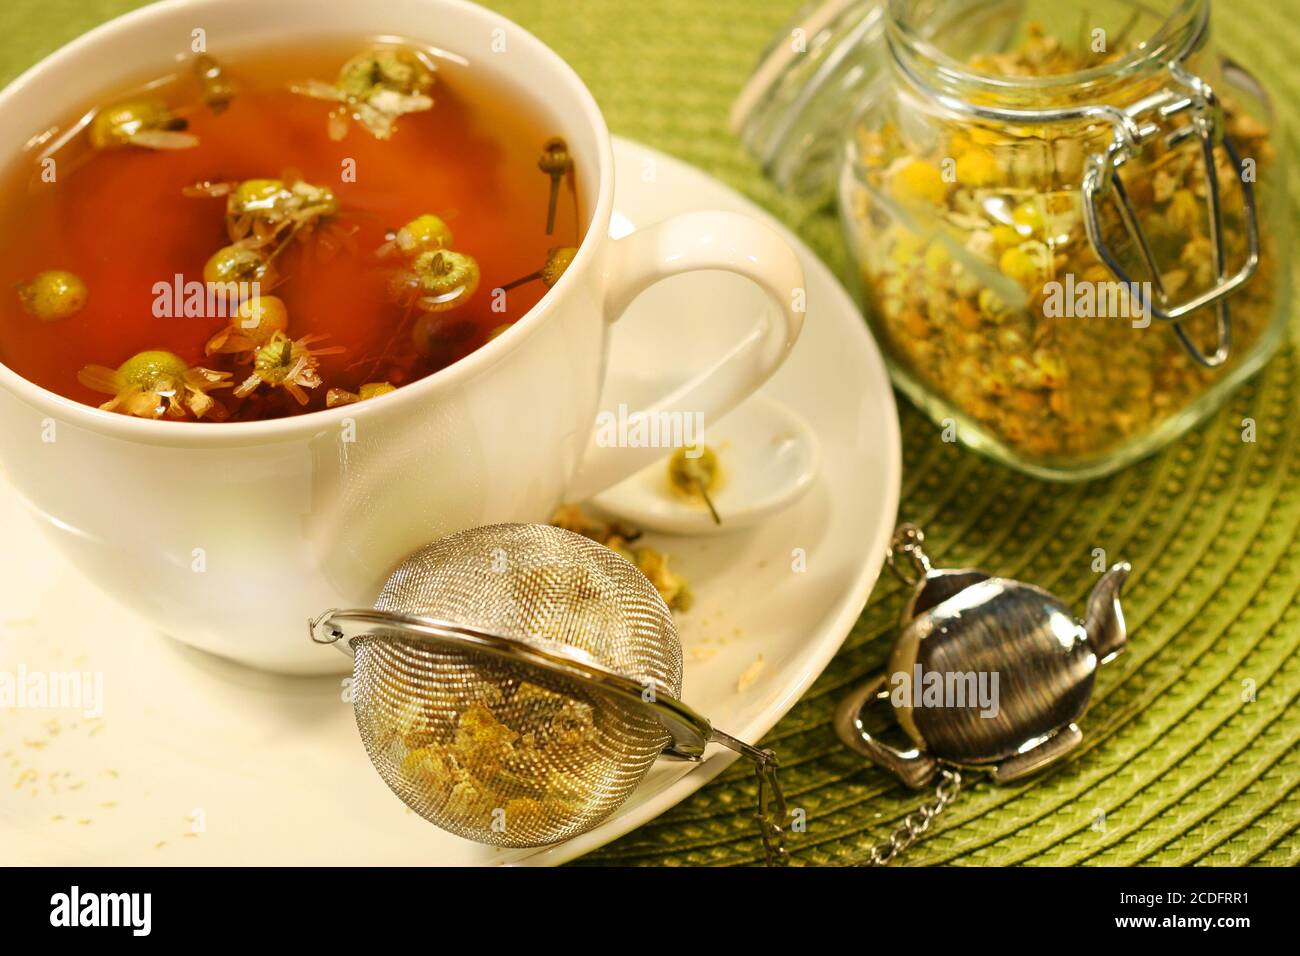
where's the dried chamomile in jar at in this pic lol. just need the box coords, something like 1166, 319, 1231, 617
852, 19, 1276, 465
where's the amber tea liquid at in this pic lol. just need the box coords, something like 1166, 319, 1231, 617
0, 40, 583, 420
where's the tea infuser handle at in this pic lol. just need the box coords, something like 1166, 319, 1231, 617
566, 210, 805, 500
834, 672, 940, 790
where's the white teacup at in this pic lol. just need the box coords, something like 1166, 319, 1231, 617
0, 0, 804, 673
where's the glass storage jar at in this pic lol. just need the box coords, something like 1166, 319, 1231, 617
735, 0, 1289, 479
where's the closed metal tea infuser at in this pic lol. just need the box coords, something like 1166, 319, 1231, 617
310, 523, 790, 865
835, 524, 1130, 864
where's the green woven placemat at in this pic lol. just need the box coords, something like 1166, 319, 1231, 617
1, 0, 1295, 867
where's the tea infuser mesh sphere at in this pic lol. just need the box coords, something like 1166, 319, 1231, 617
310, 523, 789, 861
351, 523, 677, 847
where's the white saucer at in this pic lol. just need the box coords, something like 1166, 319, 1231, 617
0, 137, 900, 866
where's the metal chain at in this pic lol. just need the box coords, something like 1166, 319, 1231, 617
863, 768, 962, 866
753, 748, 790, 867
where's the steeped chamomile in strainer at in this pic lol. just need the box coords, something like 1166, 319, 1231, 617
310, 523, 790, 863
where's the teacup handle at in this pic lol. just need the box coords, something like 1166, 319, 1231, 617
566, 210, 805, 500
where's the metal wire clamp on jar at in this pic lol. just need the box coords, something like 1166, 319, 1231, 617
895, 50, 1261, 368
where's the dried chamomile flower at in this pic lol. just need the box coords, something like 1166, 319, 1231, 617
17, 270, 88, 321
292, 46, 435, 141
549, 504, 640, 545
541, 247, 578, 287
233, 330, 344, 405
186, 176, 340, 248
394, 691, 603, 831
387, 249, 481, 312
337, 47, 434, 100
501, 246, 578, 293
889, 158, 949, 205
450, 702, 518, 775
194, 53, 235, 114
998, 241, 1051, 289
203, 243, 279, 289
325, 381, 396, 407
403, 705, 514, 813
89, 99, 198, 151
668, 444, 721, 524
547, 505, 692, 611
538, 137, 573, 234
375, 214, 454, 259
954, 147, 1000, 188
205, 295, 290, 358
78, 350, 231, 420
629, 546, 693, 612
513, 683, 595, 753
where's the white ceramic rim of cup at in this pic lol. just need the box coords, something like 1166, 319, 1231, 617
0, 0, 615, 448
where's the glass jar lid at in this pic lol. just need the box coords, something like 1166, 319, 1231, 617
730, 0, 888, 199
731, 0, 1028, 198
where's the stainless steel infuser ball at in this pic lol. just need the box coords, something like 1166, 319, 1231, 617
310, 523, 789, 861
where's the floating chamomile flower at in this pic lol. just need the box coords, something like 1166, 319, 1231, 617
540, 247, 578, 287
233, 330, 344, 406
537, 137, 573, 235
292, 46, 435, 141
205, 295, 290, 358
194, 53, 236, 114
500, 246, 579, 293
387, 249, 481, 313
375, 214, 454, 259
203, 243, 279, 289
326, 381, 397, 407
185, 175, 340, 248
88, 99, 198, 151
78, 350, 231, 420
17, 270, 88, 321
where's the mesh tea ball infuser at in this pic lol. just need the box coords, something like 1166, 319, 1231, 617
309, 522, 790, 864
